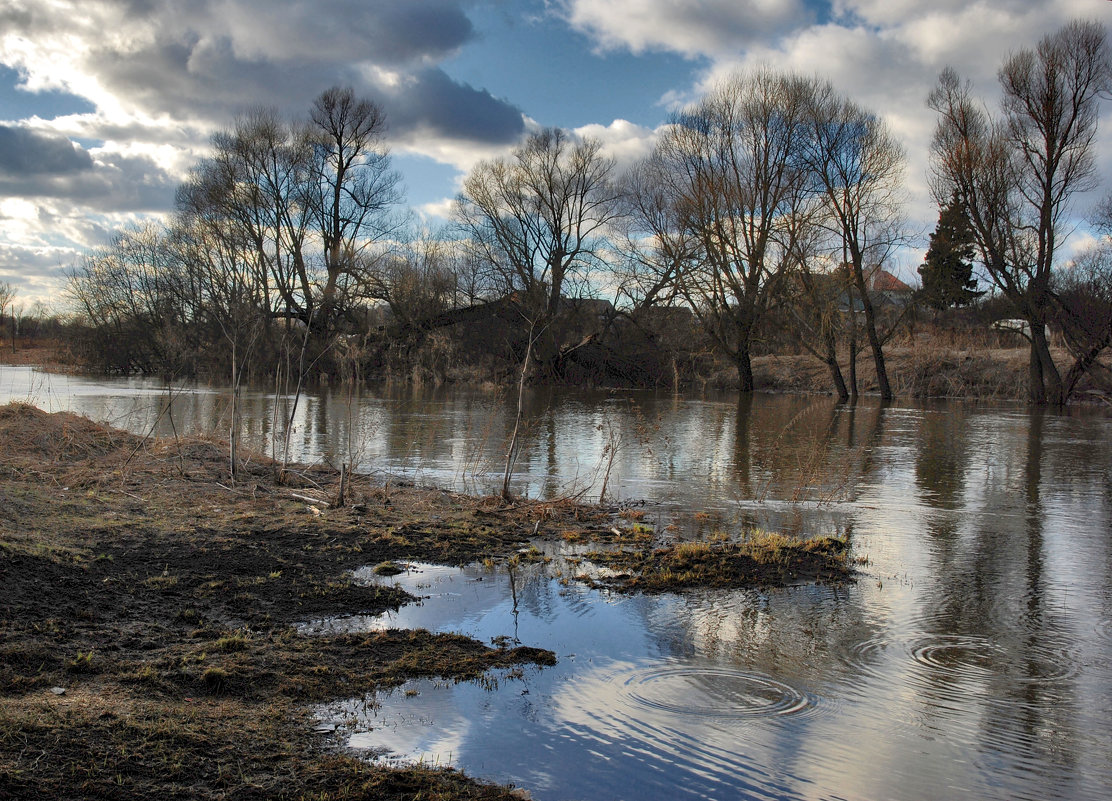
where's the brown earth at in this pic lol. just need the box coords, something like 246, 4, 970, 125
0, 403, 607, 800
0, 403, 854, 800
583, 533, 851, 593
0, 338, 74, 369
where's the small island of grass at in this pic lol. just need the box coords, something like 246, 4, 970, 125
582, 532, 852, 593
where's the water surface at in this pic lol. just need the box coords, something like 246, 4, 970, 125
3, 364, 1111, 799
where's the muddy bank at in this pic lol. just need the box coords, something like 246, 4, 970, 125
0, 403, 852, 800
0, 403, 582, 800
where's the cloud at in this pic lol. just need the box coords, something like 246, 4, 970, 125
0, 140, 178, 212
3, 0, 1111, 303
1, 0, 521, 143
0, 0, 530, 301
654, 3, 1112, 274
573, 119, 657, 174
381, 67, 524, 145
560, 0, 814, 57
0, 125, 92, 176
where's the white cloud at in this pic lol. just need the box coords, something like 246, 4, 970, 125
561, 0, 812, 57
573, 119, 657, 173
3, 0, 1112, 304
0, 0, 531, 302
644, 3, 1112, 273
416, 196, 458, 222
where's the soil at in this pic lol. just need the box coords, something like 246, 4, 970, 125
0, 402, 853, 800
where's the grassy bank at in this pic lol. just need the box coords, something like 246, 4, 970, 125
0, 403, 853, 799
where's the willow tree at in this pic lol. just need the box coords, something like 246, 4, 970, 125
456, 127, 620, 498
305, 86, 402, 334
802, 81, 908, 401
653, 69, 815, 392
929, 20, 1111, 404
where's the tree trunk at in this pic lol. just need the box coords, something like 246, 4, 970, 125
847, 298, 859, 400
502, 323, 536, 501
850, 259, 892, 400
1029, 323, 1063, 406
825, 358, 849, 402
229, 340, 238, 482
737, 349, 754, 393
824, 331, 849, 401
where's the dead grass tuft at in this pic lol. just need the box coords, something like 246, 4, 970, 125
584, 531, 851, 593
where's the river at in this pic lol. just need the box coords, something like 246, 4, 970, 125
3, 363, 1111, 800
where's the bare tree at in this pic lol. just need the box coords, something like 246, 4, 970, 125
456, 128, 621, 369
358, 228, 460, 327
226, 108, 314, 323
0, 282, 14, 353
1054, 196, 1112, 398
612, 153, 700, 312
802, 80, 908, 401
781, 227, 857, 401
66, 223, 186, 374
456, 127, 619, 497
652, 69, 816, 392
305, 86, 402, 334
929, 20, 1111, 404
172, 211, 265, 480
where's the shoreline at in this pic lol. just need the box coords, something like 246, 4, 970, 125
4, 339, 1110, 404
0, 403, 851, 800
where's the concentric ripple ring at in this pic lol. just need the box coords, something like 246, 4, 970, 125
620, 666, 815, 719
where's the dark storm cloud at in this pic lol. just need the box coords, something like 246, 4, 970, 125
0, 243, 71, 277
380, 68, 525, 144
0, 147, 177, 212
0, 125, 93, 176
87, 34, 524, 145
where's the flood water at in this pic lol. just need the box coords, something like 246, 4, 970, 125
4, 364, 1112, 800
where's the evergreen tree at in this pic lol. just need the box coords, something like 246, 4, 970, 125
918, 193, 981, 309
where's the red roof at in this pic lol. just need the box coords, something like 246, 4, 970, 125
867, 268, 913, 293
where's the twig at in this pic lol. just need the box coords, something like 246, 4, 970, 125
287, 492, 330, 507
121, 381, 190, 471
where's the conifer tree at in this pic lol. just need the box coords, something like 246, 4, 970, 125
919, 193, 981, 310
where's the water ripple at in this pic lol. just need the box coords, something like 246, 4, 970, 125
845, 632, 1080, 687
1095, 617, 1112, 644
619, 665, 817, 720
905, 633, 1006, 676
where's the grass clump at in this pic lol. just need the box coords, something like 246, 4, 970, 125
585, 530, 851, 593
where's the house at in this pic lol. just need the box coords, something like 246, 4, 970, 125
992, 318, 1051, 343
865, 267, 915, 307
827, 265, 915, 312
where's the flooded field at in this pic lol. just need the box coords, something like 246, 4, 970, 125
4, 364, 1111, 799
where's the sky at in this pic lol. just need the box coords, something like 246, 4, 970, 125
1, 0, 1111, 308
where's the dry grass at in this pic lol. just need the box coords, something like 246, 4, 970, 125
584, 530, 851, 593
0, 403, 582, 801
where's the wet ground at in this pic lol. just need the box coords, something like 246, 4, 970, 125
0, 403, 847, 800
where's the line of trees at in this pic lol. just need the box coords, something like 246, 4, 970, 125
929, 19, 1112, 404
65, 20, 1112, 405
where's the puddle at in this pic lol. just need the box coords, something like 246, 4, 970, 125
303, 550, 1112, 801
